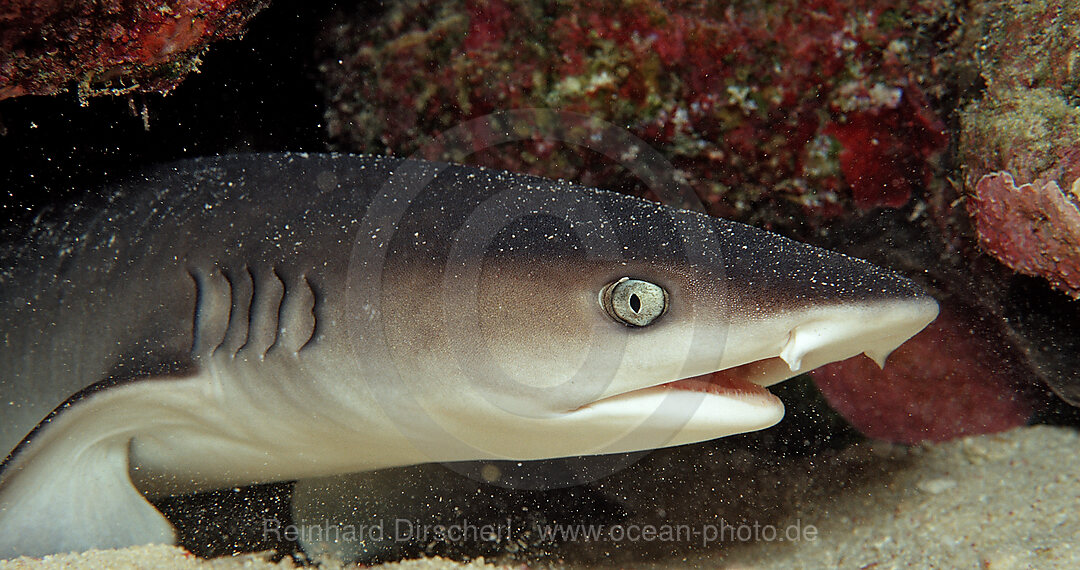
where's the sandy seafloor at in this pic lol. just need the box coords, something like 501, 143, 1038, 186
2, 424, 1077, 570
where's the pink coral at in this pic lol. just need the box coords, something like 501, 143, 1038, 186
953, 0, 1080, 286
969, 172, 1080, 298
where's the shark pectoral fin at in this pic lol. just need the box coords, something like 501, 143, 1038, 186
0, 378, 185, 559
0, 434, 175, 558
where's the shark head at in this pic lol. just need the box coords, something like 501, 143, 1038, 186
338, 162, 939, 464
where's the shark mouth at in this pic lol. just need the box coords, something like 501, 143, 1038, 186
576, 356, 807, 414
662, 357, 797, 400
568, 357, 792, 436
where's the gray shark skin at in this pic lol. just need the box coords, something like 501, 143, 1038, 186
0, 153, 937, 558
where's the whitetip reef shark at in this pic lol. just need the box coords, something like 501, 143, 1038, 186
0, 153, 937, 558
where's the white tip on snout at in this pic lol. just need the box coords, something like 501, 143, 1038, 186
774, 297, 937, 378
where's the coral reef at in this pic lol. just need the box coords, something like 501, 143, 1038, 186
810, 305, 1033, 444
0, 0, 268, 101
954, 0, 1080, 298
319, 0, 949, 231
969, 173, 1080, 298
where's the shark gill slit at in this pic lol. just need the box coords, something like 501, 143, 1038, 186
214, 267, 234, 358
239, 265, 260, 357
217, 266, 252, 358
271, 268, 317, 355
268, 265, 287, 355
186, 266, 203, 357
188, 265, 230, 359
242, 265, 266, 358
299, 275, 321, 352
213, 267, 232, 358
262, 266, 287, 357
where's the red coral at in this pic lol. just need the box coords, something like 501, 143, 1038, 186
810, 307, 1032, 444
463, 0, 513, 54
0, 0, 266, 100
969, 171, 1080, 298
824, 88, 948, 208
320, 0, 952, 231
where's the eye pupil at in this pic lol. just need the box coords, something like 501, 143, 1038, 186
600, 278, 669, 327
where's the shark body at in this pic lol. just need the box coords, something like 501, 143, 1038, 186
0, 153, 937, 558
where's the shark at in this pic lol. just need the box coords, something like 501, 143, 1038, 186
0, 153, 937, 558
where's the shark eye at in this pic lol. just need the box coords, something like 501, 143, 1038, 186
600, 278, 669, 327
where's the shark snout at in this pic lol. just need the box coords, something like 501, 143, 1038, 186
772, 294, 939, 381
